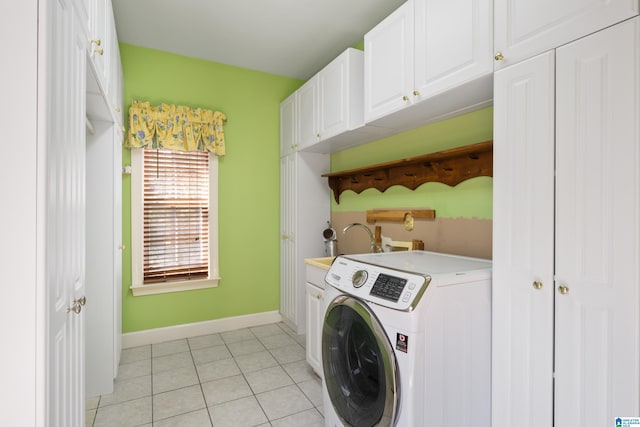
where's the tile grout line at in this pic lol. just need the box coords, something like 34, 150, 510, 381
150, 345, 154, 426
231, 329, 274, 425
187, 336, 217, 427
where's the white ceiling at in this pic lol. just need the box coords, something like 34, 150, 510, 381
111, 0, 406, 81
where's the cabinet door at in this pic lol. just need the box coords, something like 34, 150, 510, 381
280, 155, 299, 329
297, 75, 319, 149
305, 283, 323, 377
554, 18, 640, 426
492, 51, 555, 427
494, 0, 638, 70
319, 52, 348, 141
46, 1, 88, 423
319, 49, 364, 141
86, 120, 117, 397
414, 0, 492, 98
113, 127, 123, 372
280, 93, 296, 157
364, 0, 414, 123
89, 0, 110, 91
108, 8, 123, 124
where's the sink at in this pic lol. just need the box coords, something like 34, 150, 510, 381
304, 256, 335, 270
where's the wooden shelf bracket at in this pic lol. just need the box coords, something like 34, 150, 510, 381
322, 140, 493, 203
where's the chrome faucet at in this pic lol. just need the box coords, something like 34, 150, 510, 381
343, 223, 382, 253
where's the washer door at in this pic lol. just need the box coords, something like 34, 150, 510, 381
322, 295, 400, 427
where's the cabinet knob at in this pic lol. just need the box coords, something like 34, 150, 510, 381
413, 90, 420, 96
118, 244, 126, 251
494, 52, 504, 61
66, 297, 85, 314
316, 133, 320, 139
90, 39, 102, 47
95, 48, 104, 56
532, 281, 543, 289
115, 107, 121, 113
402, 95, 410, 102
316, 294, 322, 300
558, 285, 570, 295
67, 304, 82, 314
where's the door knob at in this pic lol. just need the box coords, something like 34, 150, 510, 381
66, 303, 82, 314
558, 285, 570, 295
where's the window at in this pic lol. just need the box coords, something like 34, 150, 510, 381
131, 148, 220, 296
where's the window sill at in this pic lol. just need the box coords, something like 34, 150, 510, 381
130, 277, 220, 296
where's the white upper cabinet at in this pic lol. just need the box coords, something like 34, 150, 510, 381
108, 14, 123, 125
364, 2, 414, 122
88, 0, 111, 90
297, 75, 319, 149
318, 49, 365, 141
365, 0, 493, 128
280, 93, 296, 157
414, 0, 492, 96
493, 0, 638, 70
72, 0, 123, 121
299, 48, 365, 149
280, 48, 366, 155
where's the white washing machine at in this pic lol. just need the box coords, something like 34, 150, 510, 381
321, 251, 491, 427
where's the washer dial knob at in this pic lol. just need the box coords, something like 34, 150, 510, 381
352, 270, 368, 288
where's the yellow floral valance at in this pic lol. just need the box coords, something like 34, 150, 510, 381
125, 99, 226, 155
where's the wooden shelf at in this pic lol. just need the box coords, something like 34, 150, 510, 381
366, 209, 435, 223
322, 140, 493, 203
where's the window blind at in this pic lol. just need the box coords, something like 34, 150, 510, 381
142, 148, 209, 284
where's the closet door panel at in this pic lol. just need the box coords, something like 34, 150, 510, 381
491, 51, 555, 427
555, 17, 640, 426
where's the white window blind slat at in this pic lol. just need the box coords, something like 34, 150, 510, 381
142, 148, 210, 284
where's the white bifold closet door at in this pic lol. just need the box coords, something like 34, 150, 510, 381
493, 16, 640, 427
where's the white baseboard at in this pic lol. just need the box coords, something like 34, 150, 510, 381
121, 311, 282, 348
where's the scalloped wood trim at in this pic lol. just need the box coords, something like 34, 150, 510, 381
322, 140, 493, 203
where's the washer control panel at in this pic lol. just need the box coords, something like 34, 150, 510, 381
370, 273, 407, 301
326, 256, 430, 311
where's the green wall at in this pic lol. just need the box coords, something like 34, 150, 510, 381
331, 107, 494, 219
120, 43, 302, 333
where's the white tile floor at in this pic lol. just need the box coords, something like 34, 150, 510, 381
86, 323, 324, 427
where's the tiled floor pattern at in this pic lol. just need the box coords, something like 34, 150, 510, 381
86, 323, 324, 427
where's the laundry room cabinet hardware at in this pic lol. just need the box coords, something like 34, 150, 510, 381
322, 140, 492, 203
